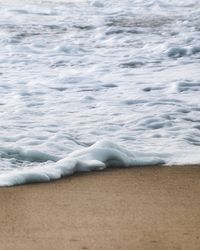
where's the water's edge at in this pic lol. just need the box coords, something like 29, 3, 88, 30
1, 140, 200, 187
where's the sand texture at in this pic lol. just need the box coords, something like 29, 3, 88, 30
0, 166, 200, 250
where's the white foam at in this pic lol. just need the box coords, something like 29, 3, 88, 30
0, 140, 165, 186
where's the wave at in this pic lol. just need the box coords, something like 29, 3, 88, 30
0, 140, 165, 187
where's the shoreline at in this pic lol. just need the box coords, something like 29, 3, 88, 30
1, 165, 200, 250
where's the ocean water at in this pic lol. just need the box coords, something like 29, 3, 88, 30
0, 0, 200, 186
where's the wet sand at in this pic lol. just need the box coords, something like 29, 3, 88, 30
0, 166, 200, 250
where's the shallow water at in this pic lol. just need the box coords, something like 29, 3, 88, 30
0, 0, 200, 186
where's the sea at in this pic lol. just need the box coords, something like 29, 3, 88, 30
0, 0, 200, 186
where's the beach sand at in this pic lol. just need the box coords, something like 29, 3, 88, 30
0, 166, 200, 250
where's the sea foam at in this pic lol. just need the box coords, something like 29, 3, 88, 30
0, 0, 200, 186
0, 141, 165, 186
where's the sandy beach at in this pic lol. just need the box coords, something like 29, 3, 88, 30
0, 166, 200, 250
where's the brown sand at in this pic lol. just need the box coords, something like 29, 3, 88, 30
0, 166, 200, 250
